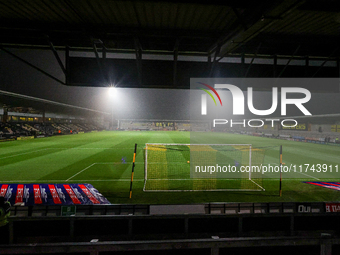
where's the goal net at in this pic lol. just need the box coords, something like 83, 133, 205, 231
143, 143, 266, 192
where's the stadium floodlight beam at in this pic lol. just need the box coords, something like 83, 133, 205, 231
108, 85, 116, 97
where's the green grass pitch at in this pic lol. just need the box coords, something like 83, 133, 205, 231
0, 131, 339, 204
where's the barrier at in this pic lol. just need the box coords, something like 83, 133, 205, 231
16, 136, 34, 140
2, 202, 340, 255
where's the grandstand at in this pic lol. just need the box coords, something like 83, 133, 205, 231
214, 114, 340, 145
1, 1, 340, 254
0, 120, 104, 140
118, 119, 210, 131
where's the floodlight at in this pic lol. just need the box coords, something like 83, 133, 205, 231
108, 86, 116, 96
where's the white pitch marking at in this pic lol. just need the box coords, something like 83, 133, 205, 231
95, 162, 142, 164
0, 179, 144, 182
2, 161, 140, 183
0, 180, 65, 183
71, 179, 144, 182
51, 147, 135, 150
296, 172, 320, 180
0, 148, 51, 160
65, 163, 96, 182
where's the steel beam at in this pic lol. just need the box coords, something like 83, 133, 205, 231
173, 38, 180, 87
312, 48, 339, 77
209, 44, 221, 77
134, 37, 143, 86
0, 47, 66, 85
278, 44, 301, 77
92, 40, 108, 85
244, 42, 262, 77
46, 36, 66, 76
211, 0, 306, 60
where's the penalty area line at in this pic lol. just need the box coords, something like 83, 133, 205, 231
296, 171, 320, 180
65, 163, 96, 182
0, 180, 69, 183
65, 162, 141, 182
71, 179, 144, 182
0, 179, 144, 183
95, 162, 143, 164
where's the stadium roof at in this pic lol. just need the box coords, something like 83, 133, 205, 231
0, 90, 110, 117
1, 0, 339, 59
0, 0, 339, 113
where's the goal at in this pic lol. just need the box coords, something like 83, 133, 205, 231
143, 143, 266, 192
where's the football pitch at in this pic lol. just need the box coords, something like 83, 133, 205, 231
0, 131, 339, 204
